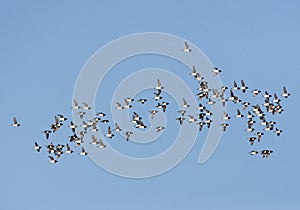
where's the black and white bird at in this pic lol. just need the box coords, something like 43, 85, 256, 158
149, 110, 158, 119
235, 109, 244, 118
106, 126, 114, 138
33, 142, 42, 152
282, 86, 290, 98
187, 115, 197, 123
256, 132, 264, 142
124, 131, 133, 141
182, 98, 190, 108
98, 139, 106, 148
115, 102, 123, 110
114, 123, 122, 132
261, 150, 273, 158
155, 79, 164, 90
190, 65, 197, 77
274, 128, 283, 136
82, 102, 91, 110
212, 67, 221, 76
72, 99, 81, 110
252, 89, 261, 97
11, 117, 20, 127
232, 81, 240, 91
249, 150, 258, 155
90, 135, 99, 145
79, 147, 88, 156
176, 116, 185, 125
68, 121, 77, 133
248, 137, 257, 145
222, 112, 230, 120
220, 123, 229, 132
65, 144, 73, 154
182, 41, 192, 52
156, 126, 165, 132
48, 156, 58, 164
42, 130, 52, 140
240, 80, 248, 93
138, 98, 147, 104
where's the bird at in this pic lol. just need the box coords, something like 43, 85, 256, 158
90, 135, 99, 145
81, 121, 89, 131
154, 90, 162, 100
96, 112, 106, 117
256, 132, 264, 142
274, 128, 283, 136
33, 142, 42, 152
42, 130, 52, 140
188, 115, 197, 123
273, 93, 281, 103
243, 102, 250, 110
100, 119, 109, 124
212, 67, 221, 76
106, 126, 114, 138
125, 97, 134, 103
182, 41, 192, 52
206, 98, 215, 105
248, 137, 257, 145
240, 80, 248, 93
252, 89, 261, 97
222, 112, 230, 120
190, 65, 197, 77
114, 123, 122, 132
90, 123, 99, 132
82, 102, 91, 110
176, 116, 185, 125
77, 111, 86, 119
177, 110, 187, 116
205, 109, 213, 116
68, 121, 77, 133
48, 156, 58, 164
204, 117, 212, 128
72, 99, 81, 110
282, 86, 290, 98
98, 139, 107, 148
264, 91, 272, 98
124, 131, 133, 141
261, 150, 273, 158
198, 122, 205, 131
79, 147, 88, 156
194, 72, 204, 81
246, 122, 255, 132
149, 110, 158, 119
232, 81, 240, 90
65, 144, 73, 154
11, 117, 20, 127
137, 98, 147, 104
220, 123, 229, 132
235, 109, 244, 118
155, 79, 164, 90
115, 102, 123, 110
57, 114, 67, 122
156, 126, 165, 132
182, 98, 190, 108
197, 103, 206, 112
123, 99, 132, 109
249, 150, 258, 155
136, 120, 147, 129
247, 111, 254, 119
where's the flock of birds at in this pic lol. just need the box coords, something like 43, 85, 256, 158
8, 41, 291, 164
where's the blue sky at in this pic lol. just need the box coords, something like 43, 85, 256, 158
0, 0, 299, 209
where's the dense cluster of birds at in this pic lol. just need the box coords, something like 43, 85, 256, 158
8, 41, 291, 164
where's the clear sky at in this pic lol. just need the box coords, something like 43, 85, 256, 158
0, 0, 299, 209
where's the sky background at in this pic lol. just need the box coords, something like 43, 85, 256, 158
0, 0, 299, 209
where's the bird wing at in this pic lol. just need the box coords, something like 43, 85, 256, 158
184, 41, 189, 49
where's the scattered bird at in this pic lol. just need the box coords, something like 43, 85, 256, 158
261, 150, 273, 158
235, 109, 244, 118
274, 128, 283, 136
182, 98, 190, 108
72, 99, 81, 110
48, 156, 58, 164
182, 41, 192, 52
156, 126, 165, 132
105, 126, 114, 138
220, 123, 229, 132
98, 139, 107, 148
124, 131, 133, 141
282, 86, 290, 98
82, 102, 91, 110
65, 144, 73, 154
42, 130, 52, 140
33, 142, 42, 152
252, 89, 261, 97
79, 147, 88, 156
138, 98, 147, 104
149, 110, 158, 119
249, 150, 258, 155
155, 79, 163, 90
240, 80, 248, 93
212, 67, 221, 76
11, 117, 20, 127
